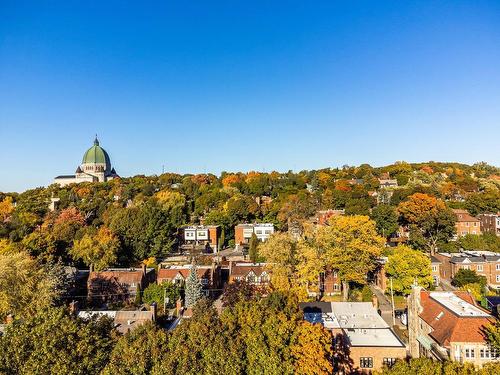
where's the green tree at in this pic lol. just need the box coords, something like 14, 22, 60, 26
385, 245, 434, 295
185, 265, 203, 308
485, 321, 500, 353
451, 269, 487, 288
370, 204, 399, 238
0, 251, 60, 319
143, 281, 181, 311
0, 307, 114, 375
70, 226, 119, 270
103, 323, 168, 375
248, 232, 259, 263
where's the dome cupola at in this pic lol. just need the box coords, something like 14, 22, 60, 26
81, 136, 112, 174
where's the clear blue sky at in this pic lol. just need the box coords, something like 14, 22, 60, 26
1, 1, 499, 192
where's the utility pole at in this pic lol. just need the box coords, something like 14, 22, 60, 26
390, 277, 396, 327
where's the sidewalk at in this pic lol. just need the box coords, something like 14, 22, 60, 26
370, 285, 395, 326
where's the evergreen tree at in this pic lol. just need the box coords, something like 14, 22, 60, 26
219, 228, 225, 250
185, 265, 203, 308
249, 232, 259, 263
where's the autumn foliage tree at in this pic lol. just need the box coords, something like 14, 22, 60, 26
385, 245, 434, 295
397, 193, 456, 254
314, 215, 385, 300
70, 226, 119, 270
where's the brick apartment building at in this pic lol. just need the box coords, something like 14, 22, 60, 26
179, 225, 221, 252
301, 301, 406, 373
477, 213, 500, 236
234, 223, 274, 246
408, 288, 497, 367
433, 251, 500, 289
452, 209, 481, 237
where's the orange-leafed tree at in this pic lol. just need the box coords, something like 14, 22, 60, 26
397, 193, 456, 254
291, 321, 334, 375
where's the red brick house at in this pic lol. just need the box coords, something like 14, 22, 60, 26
87, 265, 155, 303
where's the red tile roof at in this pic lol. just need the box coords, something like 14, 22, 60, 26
419, 291, 494, 346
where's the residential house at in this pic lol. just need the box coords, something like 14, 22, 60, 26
434, 251, 500, 290
430, 256, 441, 286
78, 305, 156, 334
228, 261, 270, 286
452, 209, 481, 237
300, 302, 406, 373
87, 265, 155, 304
378, 179, 398, 188
408, 288, 497, 367
235, 223, 274, 245
477, 213, 500, 237
157, 263, 221, 295
179, 225, 221, 253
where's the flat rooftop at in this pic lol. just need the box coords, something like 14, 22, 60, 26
430, 292, 490, 317
344, 327, 404, 347
331, 302, 388, 329
301, 302, 405, 347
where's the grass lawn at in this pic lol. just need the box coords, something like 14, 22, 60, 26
321, 295, 344, 302
392, 295, 408, 309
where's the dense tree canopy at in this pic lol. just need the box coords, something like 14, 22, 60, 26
385, 245, 434, 295
0, 308, 115, 375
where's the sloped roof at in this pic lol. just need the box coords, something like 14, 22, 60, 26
230, 262, 268, 277
452, 209, 480, 223
157, 267, 211, 280
419, 291, 494, 346
88, 269, 148, 285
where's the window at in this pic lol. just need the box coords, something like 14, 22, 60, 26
496, 275, 500, 283
333, 284, 339, 291
432, 265, 438, 272
477, 265, 483, 272
462, 265, 470, 270
255, 230, 262, 235
360, 357, 373, 368
480, 347, 493, 359
474, 222, 478, 227
383, 358, 396, 367
465, 348, 475, 359
496, 264, 500, 271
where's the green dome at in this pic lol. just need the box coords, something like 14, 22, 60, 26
82, 137, 111, 170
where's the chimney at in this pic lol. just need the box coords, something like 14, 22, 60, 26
372, 295, 378, 310
150, 302, 157, 322
69, 300, 79, 316
89, 263, 94, 273
142, 263, 147, 276
176, 298, 183, 316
